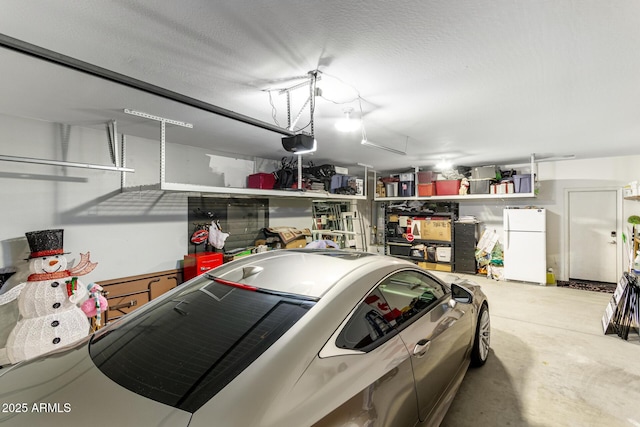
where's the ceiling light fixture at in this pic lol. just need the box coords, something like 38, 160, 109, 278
335, 107, 361, 132
435, 158, 453, 170
293, 138, 317, 155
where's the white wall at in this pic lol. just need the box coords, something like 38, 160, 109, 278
0, 113, 310, 289
6, 110, 635, 286
460, 155, 640, 281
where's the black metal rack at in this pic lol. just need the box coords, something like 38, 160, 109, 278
383, 201, 459, 272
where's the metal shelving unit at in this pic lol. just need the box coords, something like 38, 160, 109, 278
383, 201, 459, 272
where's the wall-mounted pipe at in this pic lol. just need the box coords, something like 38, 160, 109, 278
0, 154, 134, 173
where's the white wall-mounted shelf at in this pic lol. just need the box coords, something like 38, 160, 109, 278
374, 192, 536, 202
158, 181, 366, 199
120, 112, 368, 200
373, 154, 537, 202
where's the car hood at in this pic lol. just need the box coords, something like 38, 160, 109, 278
0, 338, 191, 427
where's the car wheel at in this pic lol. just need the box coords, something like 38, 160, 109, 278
471, 304, 490, 367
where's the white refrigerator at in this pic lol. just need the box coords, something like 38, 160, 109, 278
503, 208, 547, 285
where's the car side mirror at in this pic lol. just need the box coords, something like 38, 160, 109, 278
451, 283, 473, 304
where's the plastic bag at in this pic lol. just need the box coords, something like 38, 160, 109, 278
208, 221, 229, 249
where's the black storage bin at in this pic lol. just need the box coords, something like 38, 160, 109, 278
386, 223, 402, 238
388, 243, 411, 256
426, 246, 437, 262
399, 172, 415, 197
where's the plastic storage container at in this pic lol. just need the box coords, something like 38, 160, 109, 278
247, 173, 276, 189
435, 246, 452, 262
399, 173, 415, 197
469, 178, 492, 194
435, 179, 461, 195
417, 171, 436, 183
472, 166, 497, 180
388, 242, 411, 256
634, 251, 640, 274
385, 182, 399, 197
418, 183, 434, 196
513, 174, 532, 193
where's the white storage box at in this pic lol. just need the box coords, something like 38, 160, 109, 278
623, 181, 639, 197
435, 246, 452, 262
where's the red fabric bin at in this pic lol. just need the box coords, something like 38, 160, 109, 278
247, 173, 276, 189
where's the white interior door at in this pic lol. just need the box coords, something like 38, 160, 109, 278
568, 190, 618, 283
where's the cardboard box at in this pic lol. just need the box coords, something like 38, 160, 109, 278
420, 219, 452, 242
418, 262, 438, 270
435, 263, 452, 272
285, 238, 307, 249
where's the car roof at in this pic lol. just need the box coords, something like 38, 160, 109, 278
208, 249, 392, 299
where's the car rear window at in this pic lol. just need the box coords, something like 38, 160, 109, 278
89, 277, 315, 413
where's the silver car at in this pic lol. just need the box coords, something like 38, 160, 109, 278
0, 249, 490, 426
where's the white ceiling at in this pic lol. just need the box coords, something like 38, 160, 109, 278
1, 1, 640, 171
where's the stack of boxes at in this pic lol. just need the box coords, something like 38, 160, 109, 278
417, 217, 452, 272
469, 166, 497, 194
418, 171, 435, 196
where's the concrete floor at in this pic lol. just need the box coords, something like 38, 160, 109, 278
430, 272, 640, 427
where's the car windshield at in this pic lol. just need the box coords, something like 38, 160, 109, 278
89, 276, 316, 413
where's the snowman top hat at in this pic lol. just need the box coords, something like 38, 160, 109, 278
25, 229, 70, 259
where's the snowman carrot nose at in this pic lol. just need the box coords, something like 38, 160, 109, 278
49, 260, 58, 266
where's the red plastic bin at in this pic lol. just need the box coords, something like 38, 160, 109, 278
418, 183, 434, 196
434, 179, 461, 195
247, 173, 276, 189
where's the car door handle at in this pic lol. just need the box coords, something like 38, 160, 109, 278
413, 339, 431, 358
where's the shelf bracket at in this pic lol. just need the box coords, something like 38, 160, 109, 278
106, 120, 119, 168
123, 109, 193, 188
0, 120, 134, 173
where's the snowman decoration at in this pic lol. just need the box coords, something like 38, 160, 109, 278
0, 229, 104, 365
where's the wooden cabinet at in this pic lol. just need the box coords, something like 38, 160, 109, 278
97, 269, 182, 324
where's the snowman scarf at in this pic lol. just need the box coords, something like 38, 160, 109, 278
27, 252, 98, 281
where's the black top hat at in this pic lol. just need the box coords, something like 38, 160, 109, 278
25, 229, 69, 259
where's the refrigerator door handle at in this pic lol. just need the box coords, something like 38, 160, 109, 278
504, 213, 509, 249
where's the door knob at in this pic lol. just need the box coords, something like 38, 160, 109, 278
608, 240, 616, 244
